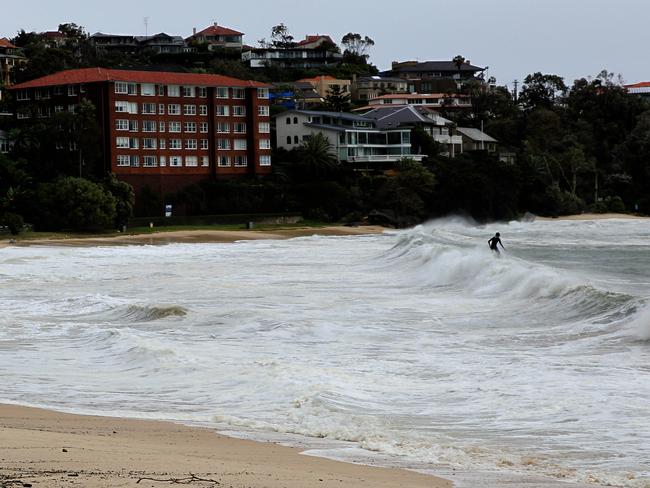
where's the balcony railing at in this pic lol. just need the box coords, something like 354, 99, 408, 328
347, 154, 425, 163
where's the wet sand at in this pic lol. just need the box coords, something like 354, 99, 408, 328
0, 403, 451, 488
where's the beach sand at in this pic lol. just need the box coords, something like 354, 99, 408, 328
0, 403, 451, 488
0, 225, 388, 248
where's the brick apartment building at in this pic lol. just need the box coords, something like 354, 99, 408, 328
10, 68, 272, 197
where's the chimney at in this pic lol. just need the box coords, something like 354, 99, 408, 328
193, 27, 196, 35
465, 59, 471, 64
214, 21, 218, 28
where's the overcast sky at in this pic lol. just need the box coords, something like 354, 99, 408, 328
3, 0, 649, 89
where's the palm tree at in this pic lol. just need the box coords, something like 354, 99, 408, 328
297, 133, 339, 177
452, 55, 466, 92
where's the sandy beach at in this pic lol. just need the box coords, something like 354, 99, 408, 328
0, 225, 388, 248
0, 403, 450, 488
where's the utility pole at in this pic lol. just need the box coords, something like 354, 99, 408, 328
513, 79, 519, 104
144, 17, 149, 38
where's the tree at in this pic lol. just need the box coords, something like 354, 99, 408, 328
519, 72, 568, 111
270, 24, 295, 48
33, 177, 117, 231
341, 33, 375, 64
323, 85, 351, 112
295, 133, 339, 179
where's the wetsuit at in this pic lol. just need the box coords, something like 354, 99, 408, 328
488, 236, 502, 252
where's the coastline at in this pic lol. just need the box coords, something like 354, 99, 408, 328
0, 225, 389, 248
534, 212, 649, 221
0, 403, 451, 488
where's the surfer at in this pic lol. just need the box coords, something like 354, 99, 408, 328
488, 232, 505, 253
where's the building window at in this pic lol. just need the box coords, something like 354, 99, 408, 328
158, 104, 165, 115
199, 105, 208, 116
53, 86, 63, 96
216, 105, 229, 116
232, 88, 245, 99
116, 119, 129, 131
116, 137, 130, 148
130, 155, 140, 167
218, 155, 231, 167
159, 121, 166, 132
157, 85, 165, 96
169, 139, 182, 149
201, 156, 209, 166
142, 103, 156, 114
217, 122, 230, 133
168, 85, 180, 97
115, 101, 129, 113
168, 104, 181, 115
169, 121, 181, 133
258, 122, 270, 133
54, 105, 64, 113
200, 139, 209, 150
142, 121, 156, 132
184, 122, 197, 133
117, 154, 130, 166
185, 155, 198, 166
115, 83, 128, 94
127, 83, 137, 95
217, 139, 230, 150
234, 139, 247, 150
143, 138, 157, 149
170, 155, 182, 167
258, 106, 270, 117
257, 88, 269, 99
16, 90, 31, 101
234, 155, 247, 167
216, 87, 229, 99
129, 138, 139, 149
294, 135, 299, 144
182, 86, 195, 97
260, 155, 271, 166
183, 104, 196, 116
159, 138, 166, 149
200, 122, 208, 133
286, 136, 291, 144
129, 120, 138, 131
259, 139, 271, 150
286, 117, 291, 125
293, 117, 298, 124
234, 122, 246, 134
185, 139, 197, 150
198, 87, 208, 98
143, 155, 157, 167
233, 105, 246, 116
141, 83, 155, 96
159, 155, 167, 166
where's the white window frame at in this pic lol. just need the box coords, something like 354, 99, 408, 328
169, 121, 181, 133
168, 85, 180, 97
260, 155, 271, 166
185, 155, 198, 167
216, 105, 229, 116
259, 139, 271, 149
170, 155, 182, 167
185, 139, 197, 150
234, 139, 247, 150
216, 87, 229, 99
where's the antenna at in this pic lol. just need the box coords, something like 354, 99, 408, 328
513, 79, 519, 103
144, 16, 149, 38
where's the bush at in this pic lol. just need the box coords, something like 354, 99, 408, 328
2, 212, 24, 235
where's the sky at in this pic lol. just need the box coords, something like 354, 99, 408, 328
3, 0, 649, 90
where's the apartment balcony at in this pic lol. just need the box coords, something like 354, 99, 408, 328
347, 154, 425, 163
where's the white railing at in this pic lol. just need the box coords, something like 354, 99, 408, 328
347, 154, 425, 163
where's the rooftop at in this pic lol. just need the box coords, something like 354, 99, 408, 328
275, 109, 369, 123
189, 24, 244, 38
456, 127, 497, 143
296, 35, 335, 46
11, 67, 268, 90
387, 61, 485, 73
363, 105, 452, 128
0, 38, 17, 49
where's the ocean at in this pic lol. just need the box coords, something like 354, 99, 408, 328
1, 218, 649, 487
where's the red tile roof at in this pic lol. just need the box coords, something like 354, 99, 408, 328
191, 25, 243, 38
625, 82, 650, 89
11, 67, 268, 90
296, 35, 334, 46
297, 75, 339, 82
0, 38, 17, 49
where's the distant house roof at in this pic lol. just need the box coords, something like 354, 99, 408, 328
363, 105, 452, 128
274, 109, 369, 123
135, 33, 185, 44
625, 82, 650, 94
357, 75, 406, 83
0, 38, 17, 49
387, 61, 485, 73
190, 24, 244, 38
296, 75, 340, 83
42, 31, 65, 38
10, 67, 268, 89
296, 35, 335, 47
456, 127, 497, 143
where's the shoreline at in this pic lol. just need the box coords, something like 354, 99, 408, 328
0, 225, 389, 248
0, 403, 451, 488
534, 212, 648, 221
